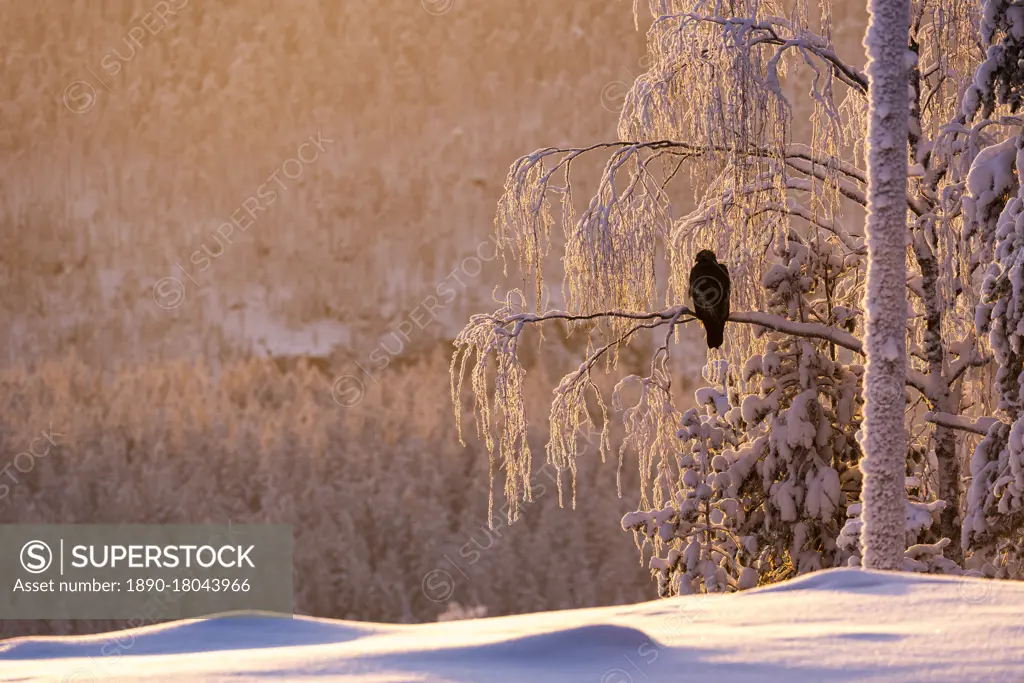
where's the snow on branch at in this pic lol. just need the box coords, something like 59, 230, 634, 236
947, 349, 992, 385
784, 173, 867, 209
729, 311, 863, 354
924, 412, 999, 436
774, 200, 866, 254
786, 143, 867, 183
482, 305, 865, 355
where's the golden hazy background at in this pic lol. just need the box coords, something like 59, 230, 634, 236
2, 0, 654, 366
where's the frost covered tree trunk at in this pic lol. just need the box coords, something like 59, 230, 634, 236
859, 0, 911, 570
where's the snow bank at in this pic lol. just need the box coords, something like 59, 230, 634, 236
1, 569, 1021, 682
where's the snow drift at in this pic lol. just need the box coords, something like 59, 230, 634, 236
1, 568, 1021, 682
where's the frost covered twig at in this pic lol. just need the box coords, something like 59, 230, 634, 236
924, 412, 999, 436
656, 11, 869, 93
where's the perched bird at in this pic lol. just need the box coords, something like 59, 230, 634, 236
689, 250, 731, 349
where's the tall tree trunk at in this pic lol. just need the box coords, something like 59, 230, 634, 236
912, 226, 964, 561
860, 0, 911, 570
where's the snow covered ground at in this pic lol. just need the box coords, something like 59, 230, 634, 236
2, 568, 1022, 682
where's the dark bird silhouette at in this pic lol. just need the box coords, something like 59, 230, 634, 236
689, 250, 731, 349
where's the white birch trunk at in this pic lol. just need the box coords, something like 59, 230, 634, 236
860, 0, 911, 570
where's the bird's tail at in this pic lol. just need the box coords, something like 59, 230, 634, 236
705, 320, 725, 349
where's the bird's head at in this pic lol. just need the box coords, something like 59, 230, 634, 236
694, 249, 718, 264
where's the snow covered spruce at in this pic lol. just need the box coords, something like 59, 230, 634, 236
450, 0, 1024, 591
962, 0, 1024, 577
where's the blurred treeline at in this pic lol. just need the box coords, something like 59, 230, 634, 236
0, 350, 658, 637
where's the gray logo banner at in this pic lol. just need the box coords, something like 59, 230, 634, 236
0, 524, 292, 619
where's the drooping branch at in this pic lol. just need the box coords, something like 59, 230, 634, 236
553, 313, 691, 394
501, 306, 689, 328
784, 173, 868, 209
662, 12, 870, 94
772, 200, 866, 254
503, 139, 932, 254
509, 140, 868, 192
676, 167, 868, 255
786, 143, 868, 183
